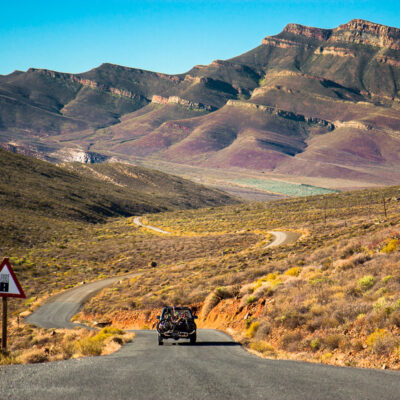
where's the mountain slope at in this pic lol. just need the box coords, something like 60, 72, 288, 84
0, 149, 237, 224
1, 20, 400, 189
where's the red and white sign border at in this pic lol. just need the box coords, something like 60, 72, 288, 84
0, 258, 26, 298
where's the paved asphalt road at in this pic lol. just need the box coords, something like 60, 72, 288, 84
26, 273, 140, 329
1, 329, 400, 400
266, 231, 300, 248
6, 227, 399, 399
25, 227, 297, 330
133, 216, 171, 234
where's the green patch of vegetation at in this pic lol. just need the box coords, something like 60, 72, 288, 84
358, 275, 375, 291
227, 178, 337, 197
246, 321, 260, 338
285, 267, 301, 277
381, 238, 399, 253
249, 340, 276, 355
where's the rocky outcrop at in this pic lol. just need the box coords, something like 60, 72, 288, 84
183, 75, 202, 84
0, 142, 51, 161
226, 100, 335, 129
375, 56, 400, 67
151, 95, 215, 111
265, 19, 400, 51
314, 46, 356, 58
282, 23, 332, 41
27, 68, 146, 101
332, 19, 400, 50
50, 148, 109, 163
262, 37, 303, 49
333, 120, 373, 130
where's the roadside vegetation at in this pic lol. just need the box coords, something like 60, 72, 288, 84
0, 325, 134, 365
3, 152, 400, 369
79, 185, 400, 370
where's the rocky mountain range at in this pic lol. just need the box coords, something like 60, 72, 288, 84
1, 19, 400, 191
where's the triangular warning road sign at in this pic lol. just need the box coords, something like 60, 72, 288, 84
0, 258, 26, 298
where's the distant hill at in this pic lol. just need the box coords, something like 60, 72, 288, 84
1, 19, 400, 190
0, 149, 237, 224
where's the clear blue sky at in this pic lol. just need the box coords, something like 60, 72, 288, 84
1, 0, 399, 75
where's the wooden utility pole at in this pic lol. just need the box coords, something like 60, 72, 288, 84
2, 297, 7, 351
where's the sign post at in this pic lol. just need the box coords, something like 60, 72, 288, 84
0, 258, 26, 351
2, 297, 7, 350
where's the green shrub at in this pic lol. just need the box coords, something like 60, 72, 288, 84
280, 311, 305, 329
285, 267, 301, 277
19, 349, 49, 364
255, 321, 271, 339
246, 321, 260, 338
324, 334, 341, 350
358, 275, 375, 291
250, 340, 276, 355
76, 337, 103, 356
383, 275, 394, 284
245, 317, 256, 329
381, 239, 399, 253
310, 338, 321, 351
75, 327, 125, 356
280, 332, 303, 350
366, 329, 396, 355
100, 327, 124, 335
246, 295, 257, 304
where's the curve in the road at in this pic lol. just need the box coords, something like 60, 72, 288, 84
133, 217, 299, 249
266, 230, 301, 248
26, 220, 299, 330
26, 273, 140, 329
10, 221, 400, 399
133, 216, 171, 234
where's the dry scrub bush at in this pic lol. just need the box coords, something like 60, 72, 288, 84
246, 321, 260, 338
280, 332, 303, 352
201, 286, 237, 318
366, 329, 397, 355
0, 352, 18, 365
351, 252, 371, 265
280, 309, 305, 329
254, 321, 271, 339
324, 334, 342, 350
18, 349, 48, 364
250, 341, 276, 356
252, 284, 274, 301
351, 339, 364, 352
333, 259, 354, 271
339, 241, 363, 259
332, 303, 371, 324
389, 310, 400, 327
239, 283, 255, 297
309, 337, 322, 351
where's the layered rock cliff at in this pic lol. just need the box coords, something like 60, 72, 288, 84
271, 19, 400, 50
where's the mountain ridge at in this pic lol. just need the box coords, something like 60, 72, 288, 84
1, 19, 400, 193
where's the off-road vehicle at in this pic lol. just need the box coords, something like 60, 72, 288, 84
156, 306, 197, 345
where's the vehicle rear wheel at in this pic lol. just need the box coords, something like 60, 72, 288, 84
189, 333, 196, 344
158, 335, 163, 346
